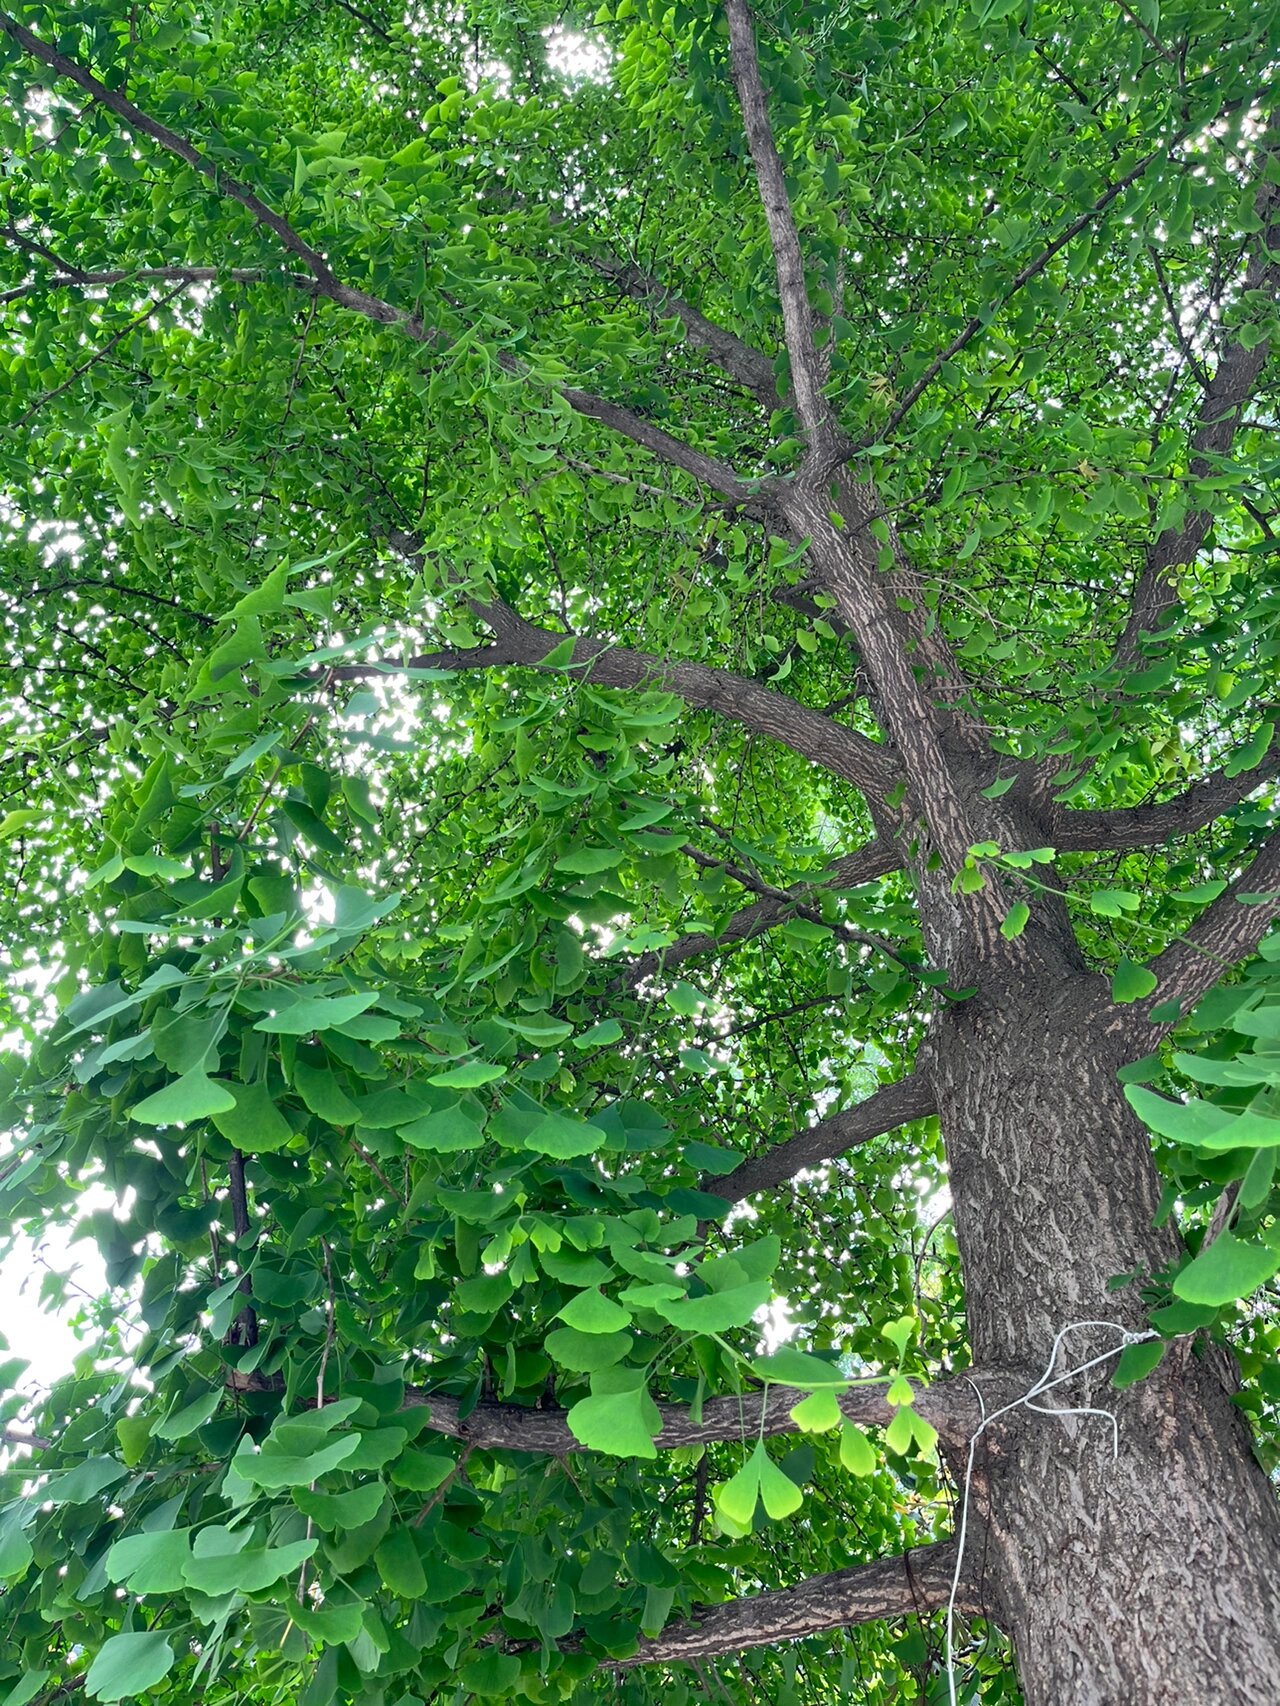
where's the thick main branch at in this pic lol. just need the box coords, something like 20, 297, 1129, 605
1133, 828, 1280, 1024
1056, 736, 1280, 851
402, 1375, 978, 1455
333, 581, 900, 799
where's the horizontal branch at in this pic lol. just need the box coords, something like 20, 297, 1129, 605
588, 253, 780, 410
1055, 735, 1280, 851
402, 1373, 979, 1455
1133, 828, 1280, 1025
613, 1541, 980, 1669
709, 1073, 936, 1201
332, 586, 900, 798
1, 261, 335, 301
625, 840, 902, 983
1, 1425, 51, 1451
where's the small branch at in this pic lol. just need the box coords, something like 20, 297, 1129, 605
613, 1542, 980, 1668
1150, 248, 1209, 388
677, 842, 916, 971
353, 1140, 407, 1205
723, 0, 837, 456
624, 839, 902, 983
689, 1453, 710, 1545
238, 673, 333, 843
0, 14, 338, 285
1112, 0, 1180, 66
411, 1444, 472, 1527
226, 1150, 259, 1348
708, 1073, 936, 1201
2, 1425, 51, 1451
14, 282, 187, 429
556, 380, 756, 502
587, 252, 779, 410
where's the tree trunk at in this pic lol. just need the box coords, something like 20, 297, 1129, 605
931, 970, 1280, 1704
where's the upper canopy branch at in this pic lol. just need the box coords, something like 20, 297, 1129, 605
723, 0, 840, 459
0, 13, 338, 287
856, 143, 1167, 455
613, 1541, 980, 1669
1113, 147, 1279, 668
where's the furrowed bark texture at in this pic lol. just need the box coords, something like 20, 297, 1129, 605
614, 1542, 978, 1669
921, 910, 1280, 1703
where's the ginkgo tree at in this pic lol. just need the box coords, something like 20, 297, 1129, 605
1, 0, 1279, 1701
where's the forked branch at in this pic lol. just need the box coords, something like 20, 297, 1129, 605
0, 13, 338, 286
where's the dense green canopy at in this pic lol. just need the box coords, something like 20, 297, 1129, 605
1, 0, 1278, 1702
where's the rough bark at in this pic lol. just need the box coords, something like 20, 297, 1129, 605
402, 1372, 980, 1455
926, 958, 1280, 1705
614, 1542, 980, 1669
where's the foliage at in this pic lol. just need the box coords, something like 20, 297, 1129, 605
0, 0, 1278, 1702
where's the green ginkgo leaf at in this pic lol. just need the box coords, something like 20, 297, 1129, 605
566, 1380, 661, 1459
1173, 1233, 1280, 1306
85, 1633, 175, 1702
839, 1423, 877, 1476
129, 1069, 235, 1125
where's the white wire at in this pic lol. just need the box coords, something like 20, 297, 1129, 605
943, 1319, 1157, 1706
